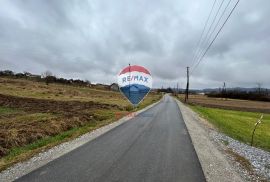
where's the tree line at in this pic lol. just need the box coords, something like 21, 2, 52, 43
0, 70, 91, 86
207, 88, 270, 102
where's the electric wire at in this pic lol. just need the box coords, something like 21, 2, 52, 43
191, 0, 240, 74
202, 0, 233, 55
192, 0, 226, 68
190, 0, 217, 68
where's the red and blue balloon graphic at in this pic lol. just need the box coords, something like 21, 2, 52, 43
118, 65, 152, 106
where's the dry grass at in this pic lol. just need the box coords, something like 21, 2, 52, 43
0, 77, 161, 170
178, 94, 270, 113
0, 77, 129, 107
226, 149, 268, 182
226, 149, 253, 172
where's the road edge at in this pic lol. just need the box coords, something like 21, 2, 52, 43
0, 98, 162, 182
175, 99, 244, 182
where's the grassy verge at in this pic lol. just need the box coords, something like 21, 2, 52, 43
0, 116, 115, 171
190, 105, 270, 151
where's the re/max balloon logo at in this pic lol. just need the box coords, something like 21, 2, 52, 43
121, 75, 149, 83
118, 65, 152, 106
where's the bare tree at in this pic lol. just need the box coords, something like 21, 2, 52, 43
41, 71, 53, 85
23, 71, 31, 77
41, 71, 52, 78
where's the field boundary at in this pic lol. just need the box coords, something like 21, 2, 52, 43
176, 94, 270, 114
0, 98, 162, 181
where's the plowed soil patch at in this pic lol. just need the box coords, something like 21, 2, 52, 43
0, 94, 121, 157
0, 94, 120, 115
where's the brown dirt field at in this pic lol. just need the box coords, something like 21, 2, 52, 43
178, 94, 270, 113
0, 94, 120, 115
0, 94, 122, 157
0, 78, 161, 158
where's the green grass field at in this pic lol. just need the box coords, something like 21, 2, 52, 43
191, 105, 270, 151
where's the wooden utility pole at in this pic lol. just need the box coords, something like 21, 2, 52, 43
222, 82, 226, 93
185, 67, 189, 103
176, 82, 179, 95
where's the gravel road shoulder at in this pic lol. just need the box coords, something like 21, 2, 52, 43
0, 100, 161, 182
176, 99, 244, 182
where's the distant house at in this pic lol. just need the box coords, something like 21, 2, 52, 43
93, 83, 109, 90
109, 83, 119, 91
29, 74, 41, 79
198, 92, 205, 95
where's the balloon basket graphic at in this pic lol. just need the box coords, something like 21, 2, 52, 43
120, 84, 151, 106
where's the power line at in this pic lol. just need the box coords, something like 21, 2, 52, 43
191, 0, 240, 74
192, 0, 233, 70
202, 0, 233, 53
193, 0, 226, 68
190, 0, 217, 68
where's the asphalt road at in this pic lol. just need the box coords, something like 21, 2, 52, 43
16, 95, 205, 182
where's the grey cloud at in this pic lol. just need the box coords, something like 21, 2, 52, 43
0, 0, 269, 88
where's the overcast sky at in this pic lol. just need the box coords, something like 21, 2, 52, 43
0, 0, 269, 89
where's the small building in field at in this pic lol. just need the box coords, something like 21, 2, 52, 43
109, 83, 119, 91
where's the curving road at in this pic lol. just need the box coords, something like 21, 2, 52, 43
16, 95, 205, 182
